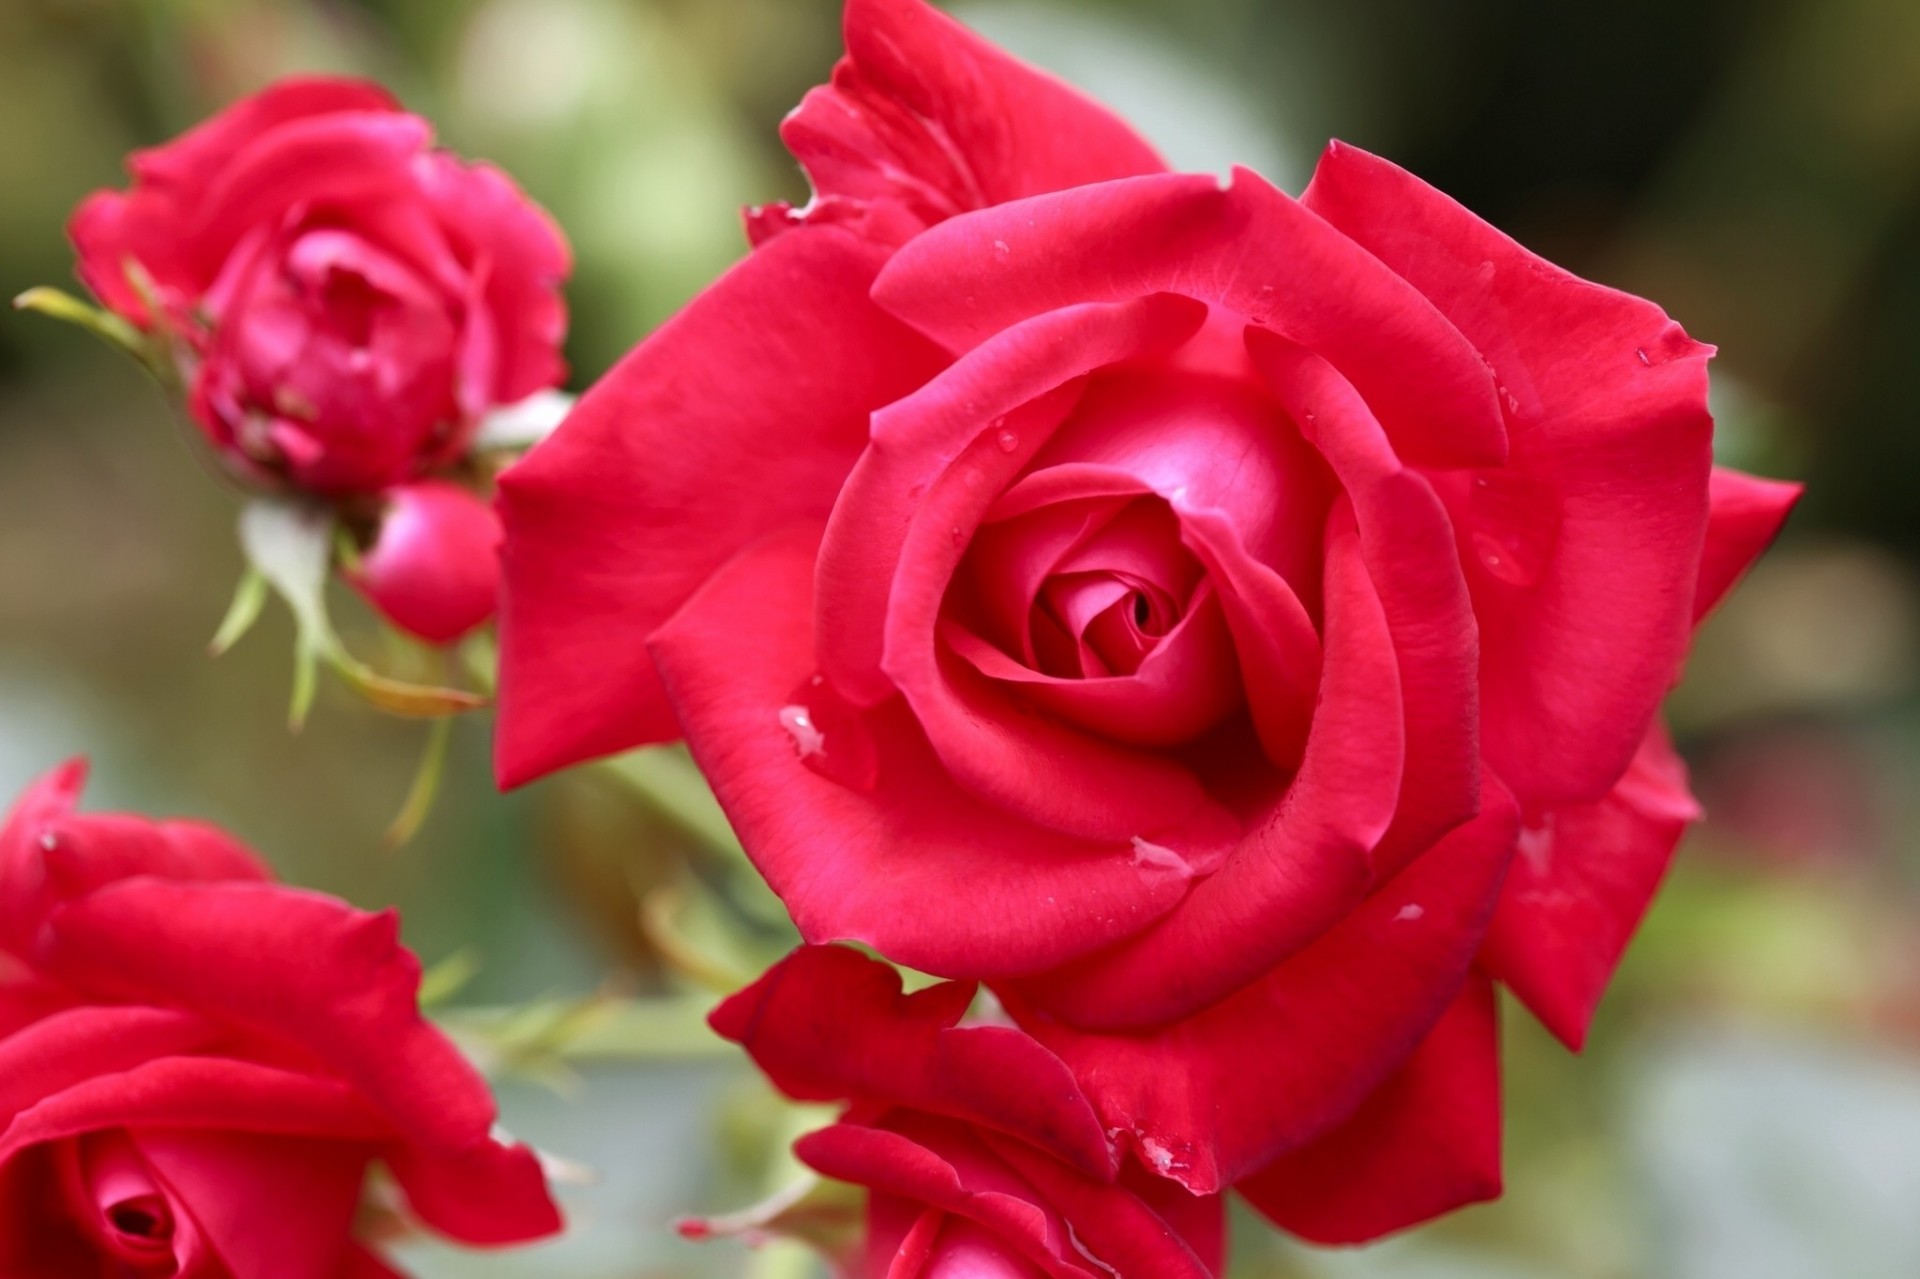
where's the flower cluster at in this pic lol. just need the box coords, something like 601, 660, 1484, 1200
27, 1, 1800, 1275
496, 0, 1797, 1264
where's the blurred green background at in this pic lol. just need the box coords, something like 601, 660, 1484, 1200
3, 0, 1919, 1275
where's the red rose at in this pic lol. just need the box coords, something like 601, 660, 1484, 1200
71, 77, 569, 499
710, 945, 1223, 1277
0, 761, 561, 1275
496, 0, 1798, 1239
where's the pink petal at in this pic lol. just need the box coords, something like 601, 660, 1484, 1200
711, 945, 1114, 1179
1479, 725, 1700, 1049
134, 1129, 369, 1279
1695, 467, 1800, 623
648, 526, 1193, 978
1301, 140, 1714, 811
1004, 780, 1517, 1194
871, 170, 1506, 471
494, 227, 946, 784
756, 0, 1165, 245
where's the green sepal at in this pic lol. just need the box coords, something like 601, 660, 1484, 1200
13, 287, 152, 366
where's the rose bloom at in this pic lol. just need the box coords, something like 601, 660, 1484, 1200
70, 77, 569, 642
0, 761, 561, 1275
711, 945, 1223, 1278
497, 0, 1798, 1240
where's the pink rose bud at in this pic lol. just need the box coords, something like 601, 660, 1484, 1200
69, 77, 569, 496
347, 480, 504, 645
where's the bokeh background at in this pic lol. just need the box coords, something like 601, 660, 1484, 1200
3, 0, 1919, 1275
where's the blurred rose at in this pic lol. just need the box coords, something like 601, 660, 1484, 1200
709, 944, 1224, 1277
0, 761, 562, 1275
71, 77, 569, 497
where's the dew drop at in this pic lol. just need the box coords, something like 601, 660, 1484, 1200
1249, 283, 1277, 319
1518, 815, 1556, 872
951, 526, 967, 549
1635, 347, 1652, 367
778, 705, 825, 758
1394, 903, 1425, 923
1130, 835, 1191, 876
37, 831, 57, 853
995, 428, 1019, 453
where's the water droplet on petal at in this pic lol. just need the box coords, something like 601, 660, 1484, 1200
1249, 283, 1277, 320
778, 705, 825, 758
1635, 347, 1652, 367
1130, 835, 1192, 876
1518, 815, 1556, 872
951, 526, 967, 550
1394, 903, 1425, 923
995, 428, 1019, 453
993, 239, 1010, 259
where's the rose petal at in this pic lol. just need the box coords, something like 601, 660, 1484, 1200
1249, 331, 1480, 875
494, 227, 947, 784
0, 1006, 216, 1130
649, 526, 1193, 978
871, 170, 1506, 471
383, 1132, 562, 1245
36, 880, 500, 1152
1479, 725, 1699, 1049
1238, 973, 1501, 1244
0, 1059, 388, 1164
1695, 467, 1800, 623
1301, 140, 1714, 811
796, 1118, 1091, 1279
711, 945, 1114, 1179
70, 78, 400, 321
983, 1135, 1222, 1278
1005, 780, 1517, 1193
755, 0, 1165, 245
134, 1129, 368, 1279
1010, 504, 1402, 1029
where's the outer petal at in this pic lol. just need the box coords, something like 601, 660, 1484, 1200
0, 1006, 216, 1129
1238, 973, 1501, 1244
711, 945, 1114, 1179
1479, 725, 1699, 1049
0, 1059, 389, 1162
754, 0, 1165, 245
494, 227, 946, 783
1301, 140, 1714, 810
70, 78, 400, 320
383, 1135, 563, 1245
418, 154, 572, 403
37, 880, 496, 1152
796, 1118, 1094, 1279
1004, 781, 1517, 1194
1695, 467, 1800, 623
2, 760, 268, 954
347, 480, 502, 645
648, 526, 1193, 978
0, 759, 88, 954
871, 170, 1506, 471
984, 1136, 1223, 1278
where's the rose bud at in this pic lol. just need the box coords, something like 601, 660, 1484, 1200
495, 0, 1799, 1241
69, 77, 569, 498
0, 760, 563, 1274
707, 945, 1223, 1277
345, 480, 504, 646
